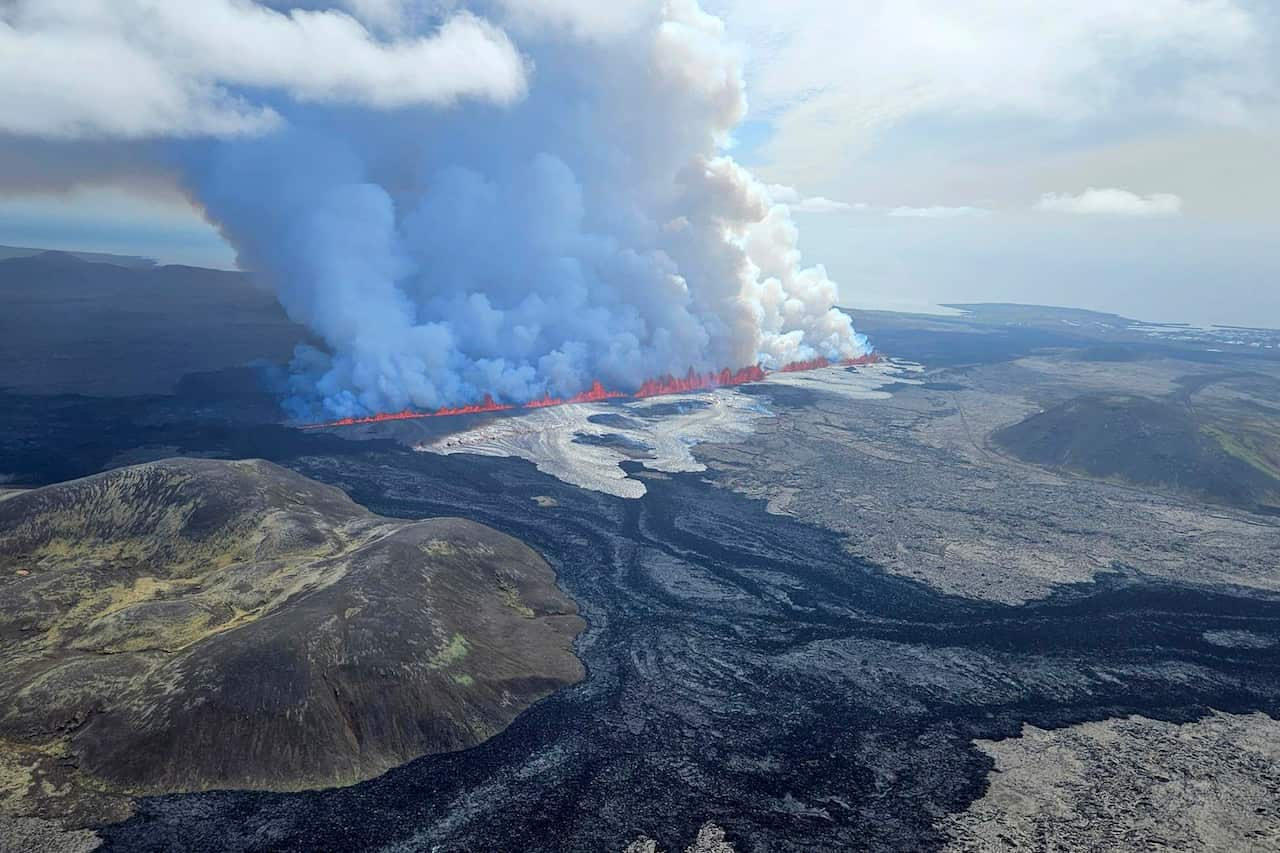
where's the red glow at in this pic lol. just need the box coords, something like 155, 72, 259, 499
779, 357, 831, 373
306, 409, 424, 429
524, 380, 628, 409
433, 394, 514, 417
841, 353, 882, 366
569, 379, 630, 404
634, 365, 766, 398
302, 353, 880, 429
301, 394, 512, 430
523, 394, 563, 409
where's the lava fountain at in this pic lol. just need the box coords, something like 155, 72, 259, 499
301, 354, 881, 430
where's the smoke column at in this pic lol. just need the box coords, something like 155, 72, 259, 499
176, 1, 870, 419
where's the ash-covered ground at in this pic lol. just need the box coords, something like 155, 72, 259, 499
3, 293, 1280, 852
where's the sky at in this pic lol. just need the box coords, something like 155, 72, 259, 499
1, 0, 1278, 327
707, 0, 1280, 325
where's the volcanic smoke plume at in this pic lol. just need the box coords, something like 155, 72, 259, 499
174, 1, 870, 418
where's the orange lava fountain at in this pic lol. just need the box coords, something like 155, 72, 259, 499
524, 380, 629, 409
302, 353, 880, 429
634, 365, 766, 398
305, 393, 513, 429
778, 357, 830, 373
841, 353, 880, 367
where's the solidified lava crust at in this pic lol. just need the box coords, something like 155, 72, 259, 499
95, 445, 1280, 853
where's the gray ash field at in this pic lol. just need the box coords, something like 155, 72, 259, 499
2, 269, 1280, 852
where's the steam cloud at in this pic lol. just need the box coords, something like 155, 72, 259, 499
5, 1, 870, 418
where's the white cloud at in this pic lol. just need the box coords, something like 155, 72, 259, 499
888, 205, 989, 218
1035, 188, 1184, 216
793, 196, 856, 213
714, 0, 1275, 189
0, 1, 527, 139
765, 183, 860, 213
767, 184, 989, 216
765, 183, 802, 204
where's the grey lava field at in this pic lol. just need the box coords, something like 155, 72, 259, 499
2, 256, 1280, 852
96, 448, 1280, 852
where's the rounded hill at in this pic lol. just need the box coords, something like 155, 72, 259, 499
0, 458, 584, 824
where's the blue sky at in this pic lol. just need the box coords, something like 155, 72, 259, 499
709, 0, 1280, 324
0, 187, 236, 268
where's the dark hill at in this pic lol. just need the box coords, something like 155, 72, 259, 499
0, 244, 155, 268
0, 459, 583, 825
994, 393, 1280, 512
0, 252, 308, 396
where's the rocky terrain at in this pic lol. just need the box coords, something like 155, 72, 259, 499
625, 823, 736, 853
0, 459, 583, 837
995, 390, 1280, 513
75, 439, 1280, 852
418, 389, 771, 499
699, 357, 1280, 604
2, 290, 1279, 851
941, 712, 1280, 851
411, 358, 919, 500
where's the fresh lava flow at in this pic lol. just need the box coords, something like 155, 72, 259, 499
302, 354, 880, 429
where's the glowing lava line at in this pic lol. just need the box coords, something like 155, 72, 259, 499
301, 353, 881, 429
524, 380, 629, 409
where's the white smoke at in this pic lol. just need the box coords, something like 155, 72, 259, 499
2, 0, 870, 418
